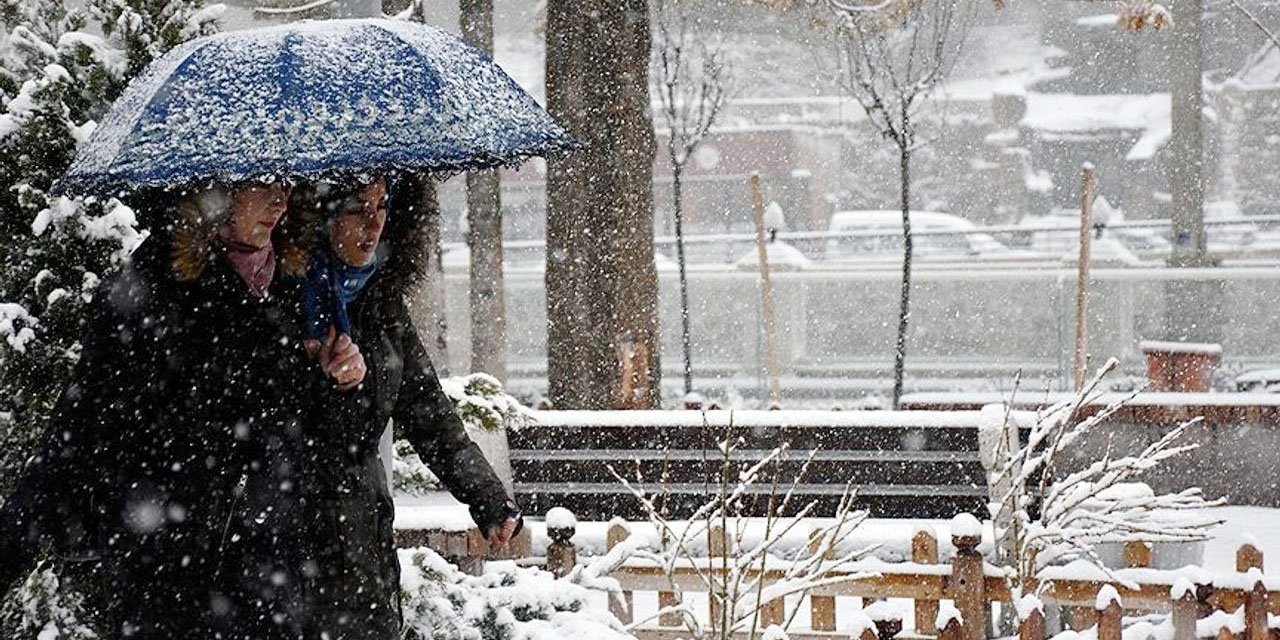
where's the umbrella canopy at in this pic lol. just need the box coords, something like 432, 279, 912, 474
57, 19, 575, 195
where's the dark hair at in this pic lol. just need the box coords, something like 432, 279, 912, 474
315, 178, 387, 219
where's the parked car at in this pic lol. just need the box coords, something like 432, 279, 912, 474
824, 210, 1011, 261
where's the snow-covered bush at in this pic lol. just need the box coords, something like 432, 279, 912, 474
398, 547, 634, 640
0, 561, 99, 640
985, 359, 1222, 601
0, 0, 219, 495
393, 373, 533, 496
441, 373, 536, 433
0, 1, 219, 634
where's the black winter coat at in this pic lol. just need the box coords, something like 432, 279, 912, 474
295, 277, 514, 640
0, 236, 309, 640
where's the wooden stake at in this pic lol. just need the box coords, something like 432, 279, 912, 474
1098, 600, 1122, 640
1074, 162, 1095, 392
606, 522, 634, 625
1246, 578, 1268, 640
708, 524, 728, 630
950, 532, 986, 640
1173, 588, 1198, 640
1020, 608, 1046, 640
1124, 540, 1152, 568
750, 173, 782, 406
809, 528, 836, 631
913, 528, 940, 635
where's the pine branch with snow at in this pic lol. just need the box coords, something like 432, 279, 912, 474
398, 547, 634, 640
0, 560, 100, 640
393, 374, 533, 495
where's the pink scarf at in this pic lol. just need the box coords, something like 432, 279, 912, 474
220, 231, 276, 298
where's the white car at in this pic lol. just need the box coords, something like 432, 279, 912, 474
824, 210, 1010, 261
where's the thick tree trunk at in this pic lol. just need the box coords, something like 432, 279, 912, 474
460, 0, 507, 380
546, 0, 660, 409
400, 175, 450, 372
892, 143, 912, 410
673, 162, 693, 396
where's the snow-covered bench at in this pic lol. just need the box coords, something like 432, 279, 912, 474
509, 410, 998, 520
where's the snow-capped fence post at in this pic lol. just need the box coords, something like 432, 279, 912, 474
545, 508, 577, 578
866, 602, 904, 640
1236, 541, 1263, 573
1017, 596, 1045, 640
1245, 571, 1268, 640
948, 515, 986, 640
606, 521, 634, 624
913, 526, 940, 635
1124, 540, 1152, 568
1173, 580, 1199, 640
938, 603, 965, 640
1097, 586, 1122, 640
808, 526, 837, 631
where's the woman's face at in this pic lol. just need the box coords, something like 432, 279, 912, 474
330, 178, 387, 267
227, 182, 289, 249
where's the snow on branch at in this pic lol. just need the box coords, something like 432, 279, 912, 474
987, 358, 1223, 599
653, 0, 731, 167
607, 412, 874, 640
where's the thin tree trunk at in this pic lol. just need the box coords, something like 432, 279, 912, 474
673, 161, 693, 395
892, 142, 912, 410
461, 0, 507, 381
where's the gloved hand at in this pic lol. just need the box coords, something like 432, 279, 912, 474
470, 498, 523, 549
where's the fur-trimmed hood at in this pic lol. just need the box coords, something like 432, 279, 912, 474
169, 187, 310, 284
138, 176, 431, 296
280, 176, 432, 297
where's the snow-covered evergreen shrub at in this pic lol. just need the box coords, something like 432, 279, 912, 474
0, 561, 99, 640
0, 0, 218, 495
393, 373, 533, 496
0, 0, 218, 635
440, 373, 535, 433
398, 547, 634, 640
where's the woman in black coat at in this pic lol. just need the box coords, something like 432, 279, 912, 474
0, 183, 309, 640
287, 177, 521, 640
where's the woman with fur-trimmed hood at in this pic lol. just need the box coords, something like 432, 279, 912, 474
0, 182, 311, 640
284, 176, 521, 640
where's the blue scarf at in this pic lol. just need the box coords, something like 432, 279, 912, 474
301, 248, 377, 341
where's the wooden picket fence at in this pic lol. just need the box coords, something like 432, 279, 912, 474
532, 516, 1280, 640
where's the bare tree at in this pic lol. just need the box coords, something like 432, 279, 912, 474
609, 423, 871, 640
653, 0, 730, 397
826, 0, 968, 409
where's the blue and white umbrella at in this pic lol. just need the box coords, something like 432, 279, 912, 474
57, 19, 576, 195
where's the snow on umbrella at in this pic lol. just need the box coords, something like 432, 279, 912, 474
56, 19, 576, 195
